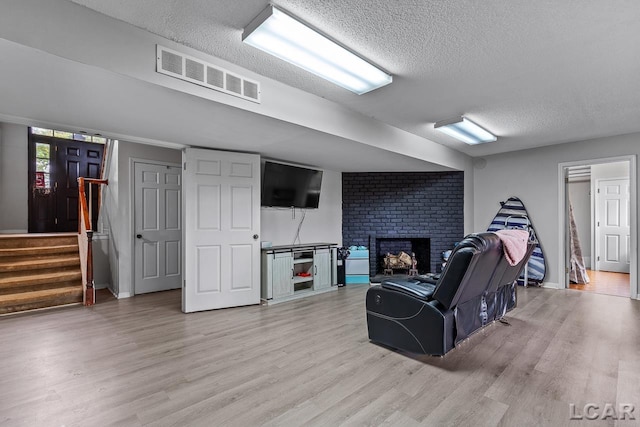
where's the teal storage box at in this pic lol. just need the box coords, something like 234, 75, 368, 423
345, 275, 370, 284
346, 247, 369, 284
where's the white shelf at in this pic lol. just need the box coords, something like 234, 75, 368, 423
293, 276, 313, 284
293, 257, 313, 264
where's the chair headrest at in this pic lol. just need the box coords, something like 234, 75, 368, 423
432, 233, 503, 309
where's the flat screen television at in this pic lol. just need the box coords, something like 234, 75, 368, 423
261, 161, 323, 208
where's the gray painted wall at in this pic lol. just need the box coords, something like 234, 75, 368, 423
0, 122, 28, 232
102, 141, 342, 297
473, 132, 639, 288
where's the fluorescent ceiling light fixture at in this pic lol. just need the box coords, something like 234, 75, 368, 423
434, 116, 497, 145
242, 5, 392, 95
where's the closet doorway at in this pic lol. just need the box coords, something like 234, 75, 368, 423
560, 157, 636, 298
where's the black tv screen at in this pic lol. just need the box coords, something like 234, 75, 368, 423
261, 161, 323, 208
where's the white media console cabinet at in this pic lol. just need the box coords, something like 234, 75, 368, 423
261, 243, 338, 304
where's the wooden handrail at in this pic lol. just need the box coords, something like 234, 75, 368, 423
78, 177, 108, 306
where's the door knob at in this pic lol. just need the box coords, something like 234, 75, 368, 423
136, 234, 142, 239
253, 234, 259, 240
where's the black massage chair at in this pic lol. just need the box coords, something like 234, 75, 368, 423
366, 232, 535, 356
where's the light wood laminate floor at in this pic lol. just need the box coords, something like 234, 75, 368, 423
1, 285, 639, 426
569, 269, 631, 298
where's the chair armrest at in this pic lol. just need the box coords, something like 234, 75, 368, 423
414, 274, 439, 285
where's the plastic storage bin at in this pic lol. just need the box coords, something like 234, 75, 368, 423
345, 247, 369, 284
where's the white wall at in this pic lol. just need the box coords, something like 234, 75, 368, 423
260, 169, 342, 247
474, 132, 639, 288
0, 122, 28, 232
103, 140, 120, 294
103, 140, 181, 297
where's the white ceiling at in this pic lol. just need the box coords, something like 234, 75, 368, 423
67, 0, 640, 157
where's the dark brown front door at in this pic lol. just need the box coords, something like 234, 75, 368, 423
28, 134, 104, 233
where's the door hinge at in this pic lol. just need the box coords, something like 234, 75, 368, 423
566, 267, 569, 273
597, 221, 600, 227
183, 163, 186, 171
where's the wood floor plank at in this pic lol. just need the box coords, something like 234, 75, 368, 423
0, 284, 639, 426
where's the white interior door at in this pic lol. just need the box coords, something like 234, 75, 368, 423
182, 148, 261, 312
134, 162, 182, 294
596, 178, 630, 273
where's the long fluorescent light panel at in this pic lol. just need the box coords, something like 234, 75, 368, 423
434, 117, 497, 145
243, 5, 392, 95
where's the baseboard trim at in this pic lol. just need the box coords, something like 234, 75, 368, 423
117, 292, 131, 299
542, 282, 561, 290
0, 229, 28, 234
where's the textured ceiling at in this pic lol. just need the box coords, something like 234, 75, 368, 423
68, 0, 640, 157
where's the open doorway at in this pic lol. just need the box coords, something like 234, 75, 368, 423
28, 127, 105, 232
560, 157, 636, 298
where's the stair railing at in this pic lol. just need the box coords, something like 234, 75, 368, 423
78, 177, 108, 306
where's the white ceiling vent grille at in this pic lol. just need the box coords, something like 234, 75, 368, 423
226, 74, 242, 95
161, 49, 183, 75
156, 45, 261, 103
185, 58, 205, 83
207, 66, 224, 89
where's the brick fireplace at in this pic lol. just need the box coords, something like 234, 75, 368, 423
342, 171, 464, 275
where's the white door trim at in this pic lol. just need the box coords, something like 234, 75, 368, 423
129, 158, 181, 296
558, 155, 637, 299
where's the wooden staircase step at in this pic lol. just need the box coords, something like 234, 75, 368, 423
0, 233, 85, 313
0, 270, 83, 290
0, 244, 79, 258
0, 255, 80, 272
0, 233, 78, 249
0, 266, 81, 281
0, 279, 82, 296
0, 286, 83, 315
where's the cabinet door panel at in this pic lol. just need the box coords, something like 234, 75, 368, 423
272, 254, 294, 298
313, 250, 332, 290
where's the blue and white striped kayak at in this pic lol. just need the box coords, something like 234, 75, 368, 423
487, 197, 546, 284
